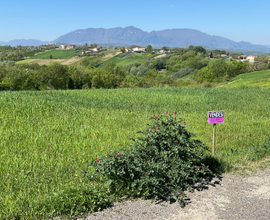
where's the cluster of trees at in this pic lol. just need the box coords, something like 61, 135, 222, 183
194, 57, 270, 83
0, 61, 178, 91
0, 62, 127, 90
0, 45, 53, 61
123, 58, 165, 77
2, 58, 184, 90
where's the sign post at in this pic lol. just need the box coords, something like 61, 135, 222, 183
208, 110, 224, 155
212, 123, 216, 155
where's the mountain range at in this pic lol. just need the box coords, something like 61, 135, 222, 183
1, 26, 270, 53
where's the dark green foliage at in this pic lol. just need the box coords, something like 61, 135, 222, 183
87, 112, 213, 207
47, 63, 69, 90
68, 77, 74, 89
195, 59, 231, 83
120, 47, 125, 53
194, 46, 206, 54
118, 51, 133, 58
162, 46, 169, 51
146, 45, 153, 53
172, 68, 195, 78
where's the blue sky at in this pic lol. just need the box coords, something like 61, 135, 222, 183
1, 0, 270, 45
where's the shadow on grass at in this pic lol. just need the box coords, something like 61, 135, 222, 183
202, 155, 228, 175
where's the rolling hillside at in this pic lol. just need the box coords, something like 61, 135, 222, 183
98, 53, 156, 67
30, 49, 83, 59
222, 69, 270, 89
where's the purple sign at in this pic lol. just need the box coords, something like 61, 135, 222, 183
208, 111, 224, 124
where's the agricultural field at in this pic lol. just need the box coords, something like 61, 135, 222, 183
16, 59, 64, 66
0, 87, 270, 218
30, 49, 83, 59
15, 59, 35, 64
99, 53, 156, 67
223, 69, 270, 88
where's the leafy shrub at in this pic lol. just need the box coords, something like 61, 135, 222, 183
172, 67, 194, 79
87, 112, 213, 207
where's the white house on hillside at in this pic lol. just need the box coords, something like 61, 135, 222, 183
92, 47, 99, 52
133, 47, 146, 53
247, 55, 257, 63
59, 45, 67, 50
67, 44, 76, 49
221, 54, 227, 58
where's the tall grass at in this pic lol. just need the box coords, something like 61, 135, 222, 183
0, 87, 269, 218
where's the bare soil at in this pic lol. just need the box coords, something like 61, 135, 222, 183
154, 54, 167, 59
102, 52, 121, 61
31, 59, 64, 65
60, 57, 83, 65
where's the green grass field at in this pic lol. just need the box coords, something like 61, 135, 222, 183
222, 69, 270, 88
30, 49, 83, 59
15, 59, 35, 64
99, 53, 156, 67
0, 86, 270, 218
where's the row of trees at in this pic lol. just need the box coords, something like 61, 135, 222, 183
0, 60, 183, 91
0, 46, 52, 61
0, 62, 126, 90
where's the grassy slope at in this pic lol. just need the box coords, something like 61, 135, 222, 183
15, 59, 35, 64
0, 87, 270, 217
99, 53, 156, 67
30, 49, 83, 59
222, 69, 270, 88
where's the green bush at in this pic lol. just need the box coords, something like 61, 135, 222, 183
87, 112, 213, 207
172, 67, 195, 79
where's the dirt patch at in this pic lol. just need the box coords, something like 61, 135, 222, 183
60, 57, 83, 65
100, 52, 121, 63
154, 54, 167, 59
168, 166, 270, 220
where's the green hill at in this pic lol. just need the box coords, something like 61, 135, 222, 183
222, 69, 270, 89
30, 49, 83, 59
99, 53, 156, 67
